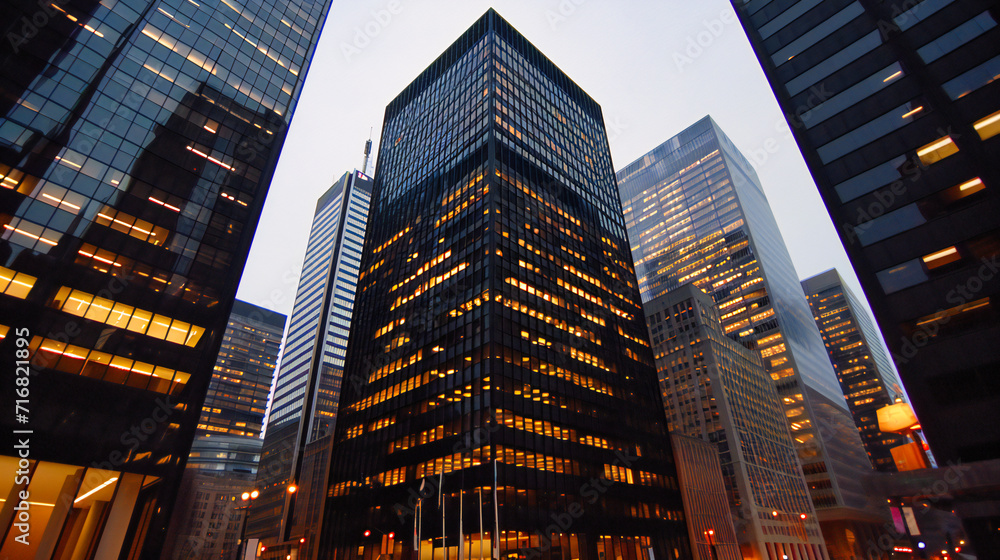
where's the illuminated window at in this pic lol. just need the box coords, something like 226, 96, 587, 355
0, 266, 36, 299
141, 24, 217, 75
29, 336, 189, 393
760, 343, 786, 358
94, 206, 169, 245
921, 246, 961, 270
51, 287, 205, 347
916, 136, 958, 165
954, 177, 986, 197
973, 110, 1000, 141
3, 218, 62, 251
913, 297, 990, 329
35, 183, 85, 213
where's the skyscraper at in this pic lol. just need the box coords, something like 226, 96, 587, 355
0, 0, 332, 553
802, 269, 908, 472
248, 170, 372, 556
321, 10, 689, 560
728, 0, 1000, 548
161, 299, 286, 560
647, 284, 826, 560
616, 116, 880, 552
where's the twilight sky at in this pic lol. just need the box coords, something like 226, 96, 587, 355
236, 0, 869, 323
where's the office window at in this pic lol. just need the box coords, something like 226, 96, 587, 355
942, 55, 1000, 99
855, 203, 925, 246
916, 12, 996, 63
973, 110, 1000, 141
876, 259, 927, 294
0, 266, 36, 299
916, 135, 959, 166
772, 2, 864, 65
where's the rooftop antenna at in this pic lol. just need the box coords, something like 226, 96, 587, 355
361, 128, 373, 175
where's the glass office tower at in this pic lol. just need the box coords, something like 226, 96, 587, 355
801, 269, 907, 472
616, 117, 882, 557
646, 284, 826, 560
321, 10, 689, 560
248, 170, 372, 557
0, 0, 332, 553
729, 0, 1000, 549
161, 299, 286, 560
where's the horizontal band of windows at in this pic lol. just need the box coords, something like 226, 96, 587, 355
51, 286, 205, 347
785, 31, 881, 97
801, 63, 903, 130
772, 2, 864, 66
3, 217, 64, 252
0, 265, 37, 299
816, 101, 922, 164
834, 155, 908, 202
28, 335, 190, 394
901, 297, 992, 341
877, 219, 992, 294
759, 0, 825, 40
943, 54, 1000, 100
894, 0, 953, 32
916, 11, 996, 64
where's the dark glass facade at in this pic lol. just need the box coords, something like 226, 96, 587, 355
161, 299, 285, 560
801, 269, 907, 472
729, 0, 1000, 464
730, 0, 1000, 550
321, 10, 689, 560
249, 170, 372, 556
646, 284, 825, 559
0, 0, 332, 552
616, 116, 873, 517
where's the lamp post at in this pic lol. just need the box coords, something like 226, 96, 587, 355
237, 489, 259, 560
704, 529, 718, 560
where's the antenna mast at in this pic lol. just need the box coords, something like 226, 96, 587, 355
361, 128, 373, 175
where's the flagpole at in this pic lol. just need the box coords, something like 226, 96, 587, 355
417, 492, 422, 560
458, 487, 465, 560
492, 459, 500, 560
415, 478, 422, 560
440, 470, 447, 560
478, 485, 484, 560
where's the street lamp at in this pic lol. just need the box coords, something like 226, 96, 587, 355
703, 529, 718, 560
238, 488, 259, 560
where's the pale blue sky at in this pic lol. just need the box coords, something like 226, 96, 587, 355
237, 0, 866, 325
